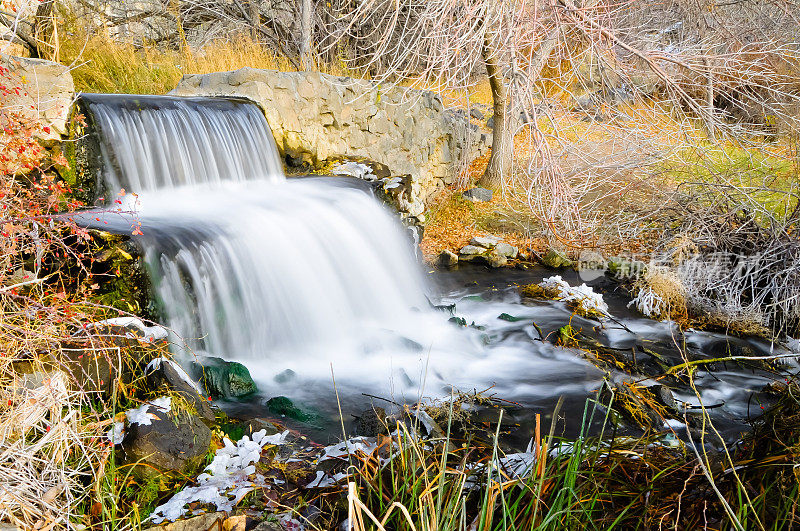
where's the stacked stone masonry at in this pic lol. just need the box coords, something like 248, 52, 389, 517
171, 68, 490, 205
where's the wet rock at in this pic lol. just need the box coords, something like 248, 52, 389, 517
462, 187, 493, 202
189, 356, 258, 399
494, 242, 518, 259
354, 406, 387, 437
274, 369, 297, 384
498, 313, 527, 322
459, 245, 485, 256
487, 252, 508, 268
541, 248, 573, 269
649, 384, 679, 413
266, 396, 321, 425
438, 250, 459, 267
470, 235, 501, 248
145, 357, 214, 424
122, 409, 212, 479
242, 418, 282, 437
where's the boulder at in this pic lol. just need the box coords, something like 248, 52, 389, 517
459, 245, 485, 256
577, 250, 606, 281
242, 418, 282, 437
437, 250, 458, 267
494, 242, 518, 259
74, 317, 168, 348
487, 252, 508, 268
189, 356, 258, 399
462, 187, 493, 202
541, 249, 573, 269
0, 54, 74, 142
56, 346, 117, 396
148, 512, 226, 531
121, 408, 212, 479
145, 357, 215, 424
607, 256, 647, 279
223, 515, 260, 531
266, 396, 322, 425
470, 235, 500, 248
354, 406, 387, 437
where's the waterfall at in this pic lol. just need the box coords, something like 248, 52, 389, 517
137, 182, 429, 361
82, 94, 459, 393
82, 94, 608, 419
81, 94, 283, 193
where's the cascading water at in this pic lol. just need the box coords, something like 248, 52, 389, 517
80, 94, 283, 193
80, 93, 788, 440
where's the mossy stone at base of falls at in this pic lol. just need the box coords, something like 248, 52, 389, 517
189, 356, 258, 399
266, 396, 322, 425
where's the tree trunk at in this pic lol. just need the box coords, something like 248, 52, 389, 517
478, 33, 512, 190
32, 0, 55, 59
248, 0, 260, 41
299, 0, 313, 68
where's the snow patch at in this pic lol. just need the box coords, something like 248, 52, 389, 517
82, 317, 168, 342
125, 396, 171, 426
331, 162, 375, 180
150, 429, 290, 523
539, 276, 609, 316
320, 437, 378, 462
106, 422, 125, 445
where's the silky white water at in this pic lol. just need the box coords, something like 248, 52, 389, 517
84, 95, 283, 194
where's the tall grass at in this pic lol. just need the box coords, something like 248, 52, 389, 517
345, 385, 800, 530
60, 34, 297, 95
56, 3, 354, 96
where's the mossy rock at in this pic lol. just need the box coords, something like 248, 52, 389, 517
541, 249, 573, 269
189, 356, 258, 399
607, 256, 647, 279
266, 396, 322, 425
86, 230, 160, 320
121, 409, 212, 480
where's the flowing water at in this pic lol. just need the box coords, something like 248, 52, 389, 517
79, 94, 793, 446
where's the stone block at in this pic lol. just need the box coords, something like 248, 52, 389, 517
1, 54, 74, 141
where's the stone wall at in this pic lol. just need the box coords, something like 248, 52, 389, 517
171, 68, 490, 206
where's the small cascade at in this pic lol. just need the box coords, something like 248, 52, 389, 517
138, 182, 429, 361
81, 94, 283, 193
81, 94, 463, 394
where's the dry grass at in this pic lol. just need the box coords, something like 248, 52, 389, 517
58, 17, 351, 95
